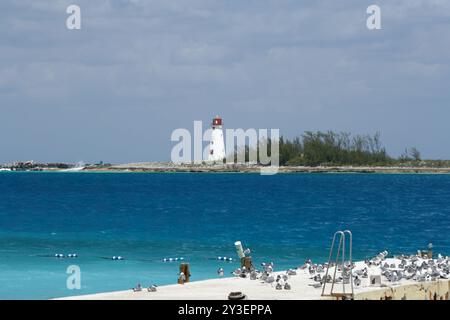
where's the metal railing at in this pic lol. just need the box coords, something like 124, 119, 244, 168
321, 230, 354, 299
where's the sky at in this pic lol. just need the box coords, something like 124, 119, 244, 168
1, 0, 450, 163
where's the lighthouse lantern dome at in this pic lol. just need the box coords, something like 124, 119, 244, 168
212, 116, 222, 127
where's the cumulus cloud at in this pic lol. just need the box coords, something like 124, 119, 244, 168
0, 0, 450, 162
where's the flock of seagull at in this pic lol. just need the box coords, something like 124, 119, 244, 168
228, 250, 450, 290
129, 248, 450, 294
363, 251, 450, 282
227, 262, 295, 290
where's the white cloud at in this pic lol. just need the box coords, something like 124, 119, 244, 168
0, 0, 450, 161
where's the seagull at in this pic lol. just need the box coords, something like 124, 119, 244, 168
132, 284, 142, 292
354, 276, 361, 286
299, 260, 311, 270
353, 269, 362, 277
313, 274, 322, 282
217, 268, 224, 277
265, 275, 275, 284
431, 268, 440, 277
287, 269, 297, 276
284, 282, 291, 290
232, 268, 242, 277
147, 284, 157, 292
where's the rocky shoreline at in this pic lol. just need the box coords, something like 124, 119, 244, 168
3, 161, 450, 174
83, 164, 450, 174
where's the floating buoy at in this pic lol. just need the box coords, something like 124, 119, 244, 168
55, 254, 64, 258
112, 256, 124, 260
67, 253, 78, 258
163, 257, 184, 262
217, 256, 233, 262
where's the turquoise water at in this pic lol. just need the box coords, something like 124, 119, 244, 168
0, 172, 449, 299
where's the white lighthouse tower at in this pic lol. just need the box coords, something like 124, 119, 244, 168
208, 115, 226, 162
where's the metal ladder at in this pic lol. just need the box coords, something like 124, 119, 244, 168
321, 230, 354, 299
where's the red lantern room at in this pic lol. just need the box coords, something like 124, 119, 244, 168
212, 115, 222, 128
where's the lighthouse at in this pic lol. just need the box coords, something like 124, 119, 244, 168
208, 115, 226, 162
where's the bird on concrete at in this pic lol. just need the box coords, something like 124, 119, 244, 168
265, 275, 275, 284
313, 274, 322, 282
147, 284, 157, 292
287, 269, 297, 276
232, 268, 242, 277
260, 272, 268, 281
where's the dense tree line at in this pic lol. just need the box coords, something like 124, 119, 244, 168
279, 131, 392, 166
236, 131, 423, 166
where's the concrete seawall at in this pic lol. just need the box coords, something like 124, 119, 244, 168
352, 280, 449, 300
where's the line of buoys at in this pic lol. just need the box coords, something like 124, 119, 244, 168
217, 256, 234, 262
163, 257, 184, 262
54, 253, 78, 258
99, 256, 125, 260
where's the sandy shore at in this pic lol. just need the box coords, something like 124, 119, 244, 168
57, 258, 449, 300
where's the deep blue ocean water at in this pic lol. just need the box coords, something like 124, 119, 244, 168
0, 172, 449, 299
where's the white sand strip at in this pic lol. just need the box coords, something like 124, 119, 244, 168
57, 258, 449, 300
